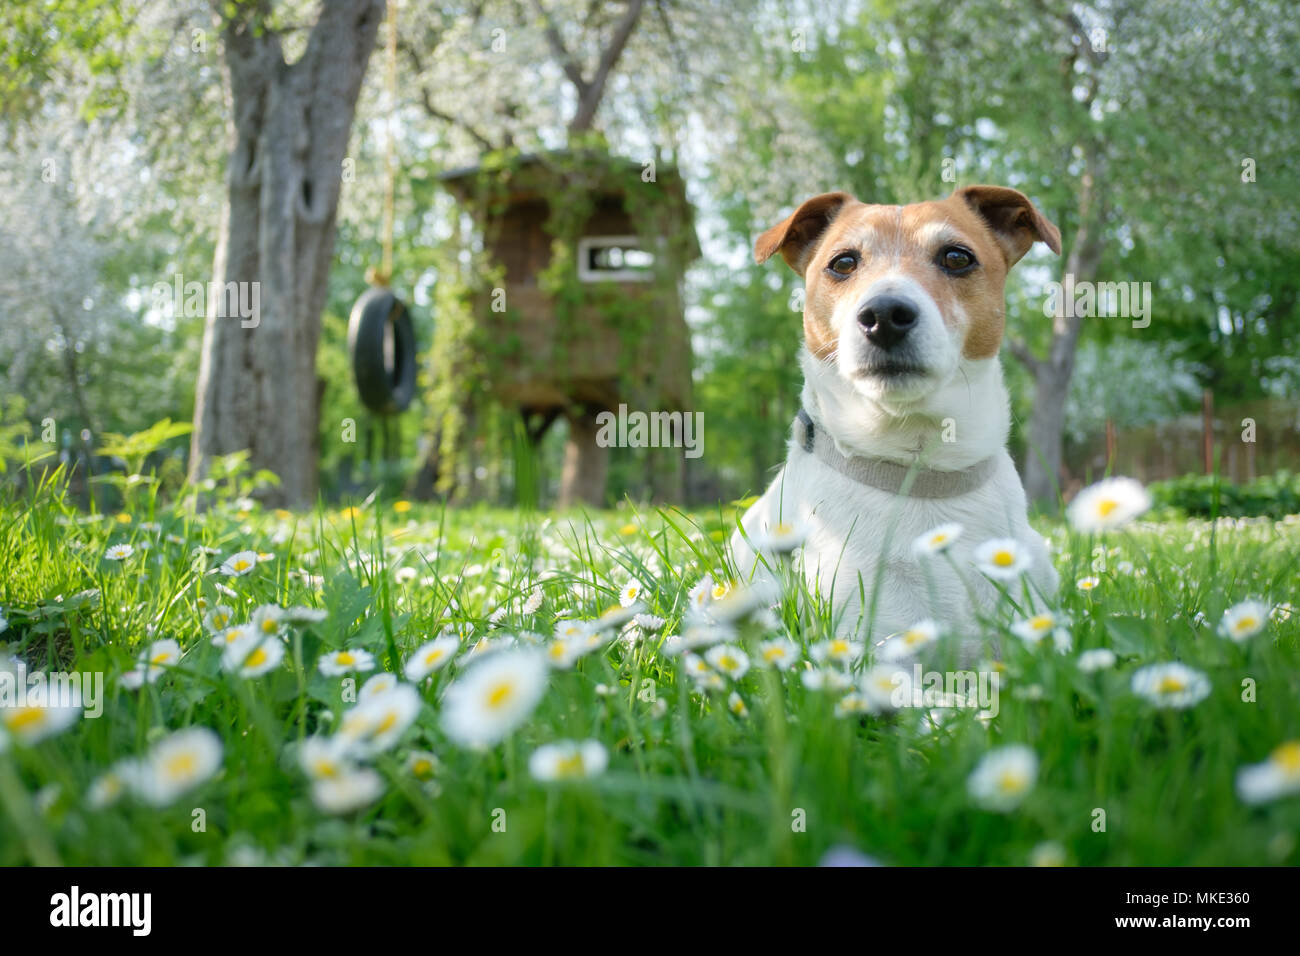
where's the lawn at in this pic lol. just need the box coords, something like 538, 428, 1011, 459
1, 460, 1298, 866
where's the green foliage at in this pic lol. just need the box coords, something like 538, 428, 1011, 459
1150, 471, 1300, 519
1, 472, 1299, 864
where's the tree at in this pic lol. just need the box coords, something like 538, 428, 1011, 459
188, 0, 384, 507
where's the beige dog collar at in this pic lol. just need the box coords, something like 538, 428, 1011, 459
793, 408, 997, 498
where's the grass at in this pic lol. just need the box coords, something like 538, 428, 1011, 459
1, 460, 1298, 866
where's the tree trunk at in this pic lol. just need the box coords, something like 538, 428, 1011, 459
189, 1, 383, 507
558, 408, 609, 508
1022, 141, 1106, 508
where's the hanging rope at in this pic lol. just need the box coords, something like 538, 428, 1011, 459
368, 0, 399, 288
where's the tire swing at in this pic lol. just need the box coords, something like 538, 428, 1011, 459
346, 0, 417, 470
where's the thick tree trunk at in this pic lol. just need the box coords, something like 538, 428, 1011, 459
558, 408, 609, 509
189, 1, 383, 507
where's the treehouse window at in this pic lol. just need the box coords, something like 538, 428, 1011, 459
577, 236, 655, 283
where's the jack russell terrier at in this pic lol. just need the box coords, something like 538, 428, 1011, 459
732, 185, 1061, 653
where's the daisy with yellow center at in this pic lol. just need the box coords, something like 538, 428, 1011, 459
529, 739, 609, 782
912, 522, 963, 558
104, 543, 135, 561
121, 639, 182, 689
1131, 662, 1210, 709
973, 538, 1032, 580
407, 750, 441, 781
338, 683, 421, 757
705, 644, 750, 680
1236, 740, 1300, 804
811, 637, 864, 666
404, 634, 460, 681
753, 518, 809, 554
1066, 476, 1151, 532
441, 649, 548, 748
619, 580, 644, 608
758, 637, 799, 670
860, 664, 911, 712
1076, 576, 1101, 592
319, 648, 376, 677
877, 619, 941, 662
967, 745, 1038, 812
221, 633, 284, 678
1010, 611, 1071, 651
219, 550, 259, 577
251, 604, 285, 638
0, 697, 83, 746
1219, 599, 1269, 643
131, 727, 223, 807
203, 605, 235, 634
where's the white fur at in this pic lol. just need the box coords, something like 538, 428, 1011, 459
732, 343, 1058, 655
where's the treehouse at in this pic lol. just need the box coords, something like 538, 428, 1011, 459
439, 150, 699, 506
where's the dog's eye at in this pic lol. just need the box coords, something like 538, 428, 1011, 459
937, 246, 977, 275
827, 253, 858, 277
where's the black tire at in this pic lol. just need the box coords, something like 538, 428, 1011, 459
347, 286, 417, 414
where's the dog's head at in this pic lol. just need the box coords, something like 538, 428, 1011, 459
755, 186, 1060, 404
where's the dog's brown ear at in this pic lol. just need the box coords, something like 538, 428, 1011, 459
956, 185, 1061, 266
754, 192, 855, 273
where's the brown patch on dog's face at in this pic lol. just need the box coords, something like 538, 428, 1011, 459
755, 186, 1060, 366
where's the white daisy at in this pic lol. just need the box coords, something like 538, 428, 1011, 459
337, 683, 421, 757
203, 605, 236, 634
1076, 576, 1101, 592
705, 579, 778, 624
219, 550, 259, 576
877, 620, 941, 662
1066, 476, 1151, 532
407, 750, 441, 781
860, 664, 911, 712
973, 538, 1032, 580
1076, 648, 1117, 672
312, 767, 385, 814
912, 522, 963, 557
298, 736, 351, 782
120, 639, 182, 689
1219, 600, 1269, 643
1131, 662, 1211, 709
318, 648, 376, 677
528, 739, 609, 782
1236, 741, 1300, 805
521, 588, 544, 615
811, 637, 864, 666
705, 644, 750, 680
727, 691, 749, 717
441, 650, 548, 748
104, 543, 135, 561
757, 637, 799, 670
619, 579, 645, 608
0, 696, 82, 746
249, 604, 286, 639
221, 633, 284, 678
967, 744, 1038, 812
752, 518, 809, 554
358, 672, 399, 702
404, 635, 459, 681
1010, 612, 1071, 652
130, 727, 223, 807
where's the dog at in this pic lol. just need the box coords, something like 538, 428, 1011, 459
731, 186, 1061, 655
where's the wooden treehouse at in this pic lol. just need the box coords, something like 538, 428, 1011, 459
440, 151, 699, 506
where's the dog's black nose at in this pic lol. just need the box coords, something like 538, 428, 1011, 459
857, 295, 919, 349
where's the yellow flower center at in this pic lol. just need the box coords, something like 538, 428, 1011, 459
163, 752, 196, 780
232, 559, 251, 572
1271, 742, 1300, 772
555, 753, 586, 777
486, 681, 514, 710
775, 522, 793, 535
150, 652, 171, 665
904, 629, 927, 645
1097, 499, 1118, 517
1029, 615, 1053, 631
1236, 616, 1257, 633
375, 712, 398, 734
5, 708, 46, 731
1157, 676, 1186, 694
763, 647, 786, 661
313, 760, 338, 779
245, 647, 268, 669
261, 619, 278, 634
336, 652, 355, 666
993, 550, 1015, 567
997, 770, 1026, 794
412, 759, 433, 778
426, 648, 445, 665
931, 533, 948, 546
712, 584, 729, 600
718, 655, 737, 670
